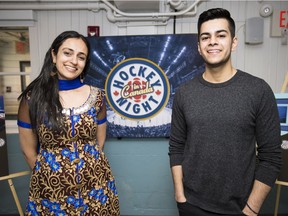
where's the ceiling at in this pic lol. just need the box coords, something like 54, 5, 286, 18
0, 0, 201, 25
113, 0, 161, 12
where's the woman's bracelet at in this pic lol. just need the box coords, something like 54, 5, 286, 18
246, 202, 258, 215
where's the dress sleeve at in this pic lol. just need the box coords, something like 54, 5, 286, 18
96, 90, 107, 125
17, 95, 32, 129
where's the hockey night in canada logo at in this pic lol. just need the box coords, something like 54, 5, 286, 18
105, 58, 170, 120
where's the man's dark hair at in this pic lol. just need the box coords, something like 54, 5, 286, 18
197, 8, 236, 39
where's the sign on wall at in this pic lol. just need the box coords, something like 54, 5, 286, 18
271, 8, 288, 37
0, 96, 9, 177
85, 34, 205, 138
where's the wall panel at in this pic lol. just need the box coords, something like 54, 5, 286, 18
48, 10, 58, 40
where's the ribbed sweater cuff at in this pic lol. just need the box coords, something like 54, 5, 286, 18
255, 166, 279, 187
169, 154, 183, 168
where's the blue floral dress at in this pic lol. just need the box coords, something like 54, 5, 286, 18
20, 87, 120, 216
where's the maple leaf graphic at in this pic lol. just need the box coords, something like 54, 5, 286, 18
155, 90, 161, 95
113, 91, 119, 96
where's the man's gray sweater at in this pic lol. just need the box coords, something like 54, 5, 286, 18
169, 70, 282, 214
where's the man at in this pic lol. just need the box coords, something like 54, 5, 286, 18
168, 8, 282, 216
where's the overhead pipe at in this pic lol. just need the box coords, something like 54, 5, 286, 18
0, 2, 99, 10
168, 0, 187, 11
0, 2, 170, 23
100, 0, 201, 17
93, 3, 170, 23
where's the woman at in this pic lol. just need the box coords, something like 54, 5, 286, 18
17, 30, 120, 215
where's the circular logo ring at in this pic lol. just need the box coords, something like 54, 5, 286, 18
105, 58, 170, 120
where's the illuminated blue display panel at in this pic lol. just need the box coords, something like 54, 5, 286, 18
275, 93, 288, 136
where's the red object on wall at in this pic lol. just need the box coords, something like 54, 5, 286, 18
279, 10, 288, 28
87, 26, 100, 37
15, 41, 27, 54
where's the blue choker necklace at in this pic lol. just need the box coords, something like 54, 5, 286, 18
58, 77, 84, 91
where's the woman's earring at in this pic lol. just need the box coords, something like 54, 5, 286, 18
50, 71, 57, 76
50, 64, 57, 76
80, 73, 84, 83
